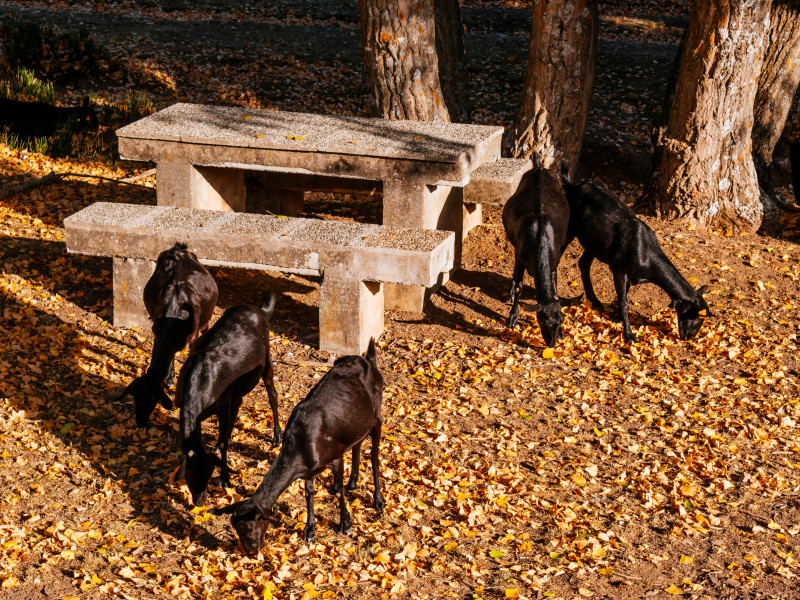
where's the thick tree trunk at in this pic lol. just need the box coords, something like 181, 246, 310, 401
434, 0, 470, 123
359, 0, 451, 122
752, 0, 800, 188
639, 1, 771, 232
503, 0, 599, 180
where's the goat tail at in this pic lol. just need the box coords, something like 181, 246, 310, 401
260, 290, 276, 323
366, 337, 377, 364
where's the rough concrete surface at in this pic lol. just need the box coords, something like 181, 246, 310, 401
463, 157, 532, 206
118, 103, 504, 163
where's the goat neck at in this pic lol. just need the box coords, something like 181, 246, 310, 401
147, 317, 190, 382
648, 251, 697, 305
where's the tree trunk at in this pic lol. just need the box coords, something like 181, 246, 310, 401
359, 0, 451, 122
639, 1, 771, 232
752, 0, 800, 188
434, 0, 470, 123
503, 0, 599, 180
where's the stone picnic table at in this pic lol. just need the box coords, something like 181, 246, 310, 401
116, 104, 522, 312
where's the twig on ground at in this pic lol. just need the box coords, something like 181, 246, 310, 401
0, 172, 61, 199
118, 168, 156, 184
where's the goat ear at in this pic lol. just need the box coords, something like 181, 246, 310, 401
697, 285, 708, 296
82, 97, 90, 108
116, 380, 134, 401
209, 501, 241, 516
560, 293, 583, 307
530, 304, 543, 313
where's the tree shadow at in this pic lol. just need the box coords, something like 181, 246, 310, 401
0, 283, 228, 547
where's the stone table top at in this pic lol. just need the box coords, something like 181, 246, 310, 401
117, 103, 504, 164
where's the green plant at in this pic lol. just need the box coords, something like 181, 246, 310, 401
0, 67, 55, 103
0, 126, 49, 154
122, 91, 154, 122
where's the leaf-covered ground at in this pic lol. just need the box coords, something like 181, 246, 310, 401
2, 2, 800, 600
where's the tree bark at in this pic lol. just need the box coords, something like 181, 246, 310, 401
434, 0, 470, 123
639, 0, 771, 232
503, 0, 599, 180
752, 0, 800, 188
359, 0, 451, 122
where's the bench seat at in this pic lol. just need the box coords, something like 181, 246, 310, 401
462, 157, 531, 206
64, 202, 454, 354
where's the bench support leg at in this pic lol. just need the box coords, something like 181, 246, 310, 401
244, 172, 304, 217
157, 161, 246, 212
382, 180, 463, 312
112, 257, 155, 329
463, 202, 483, 240
319, 275, 383, 355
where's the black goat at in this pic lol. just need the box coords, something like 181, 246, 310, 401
177, 292, 281, 507
213, 339, 384, 553
565, 180, 711, 342
118, 243, 218, 428
502, 166, 579, 347
0, 97, 99, 138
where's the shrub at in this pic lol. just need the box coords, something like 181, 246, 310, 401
0, 67, 55, 103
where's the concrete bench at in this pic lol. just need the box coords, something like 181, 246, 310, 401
116, 104, 504, 312
463, 157, 532, 206
64, 202, 454, 355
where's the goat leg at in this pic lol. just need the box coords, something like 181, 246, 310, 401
507, 258, 525, 328
216, 398, 242, 487
578, 252, 602, 309
370, 422, 384, 514
164, 359, 175, 389
303, 479, 316, 542
613, 271, 634, 342
262, 363, 281, 448
331, 458, 352, 534
346, 442, 362, 493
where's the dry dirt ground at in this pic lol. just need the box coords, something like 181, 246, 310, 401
1, 2, 800, 600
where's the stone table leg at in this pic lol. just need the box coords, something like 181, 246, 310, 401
319, 273, 383, 355
157, 161, 246, 212
382, 179, 464, 312
112, 257, 155, 329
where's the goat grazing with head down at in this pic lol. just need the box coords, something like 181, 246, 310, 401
118, 243, 218, 428
564, 180, 712, 342
177, 292, 281, 507
502, 164, 579, 347
212, 338, 384, 553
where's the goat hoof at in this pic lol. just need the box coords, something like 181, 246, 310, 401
374, 497, 385, 514
337, 520, 352, 535
302, 526, 316, 543
269, 435, 281, 449
346, 481, 357, 494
